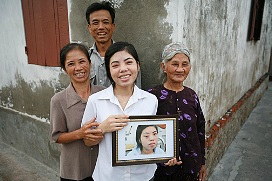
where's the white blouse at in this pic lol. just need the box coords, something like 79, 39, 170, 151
81, 85, 158, 181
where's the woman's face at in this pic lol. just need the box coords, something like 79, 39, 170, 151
109, 50, 139, 88
140, 126, 158, 154
161, 53, 191, 84
64, 49, 91, 84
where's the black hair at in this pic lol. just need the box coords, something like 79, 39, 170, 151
135, 125, 158, 151
104, 42, 140, 85
60, 43, 90, 71
86, 1, 115, 24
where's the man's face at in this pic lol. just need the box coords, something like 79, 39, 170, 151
88, 10, 115, 44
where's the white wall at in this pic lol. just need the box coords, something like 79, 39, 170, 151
0, 0, 61, 89
164, 0, 271, 129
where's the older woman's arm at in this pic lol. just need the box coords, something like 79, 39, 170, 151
83, 130, 104, 146
57, 118, 103, 144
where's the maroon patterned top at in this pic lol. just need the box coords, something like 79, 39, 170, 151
148, 85, 205, 174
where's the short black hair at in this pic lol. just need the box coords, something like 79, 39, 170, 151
86, 1, 115, 24
104, 42, 140, 85
60, 43, 90, 71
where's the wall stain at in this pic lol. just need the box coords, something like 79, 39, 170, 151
0, 73, 69, 120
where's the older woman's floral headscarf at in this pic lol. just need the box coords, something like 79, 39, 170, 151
162, 42, 190, 63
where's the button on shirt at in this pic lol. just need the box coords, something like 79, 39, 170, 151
81, 85, 158, 181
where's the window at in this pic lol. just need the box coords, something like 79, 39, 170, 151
21, 0, 69, 66
248, 0, 265, 41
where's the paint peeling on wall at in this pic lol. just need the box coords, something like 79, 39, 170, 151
108, 0, 124, 8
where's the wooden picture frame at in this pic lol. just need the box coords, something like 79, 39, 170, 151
112, 115, 178, 166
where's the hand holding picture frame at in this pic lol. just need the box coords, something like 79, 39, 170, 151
112, 115, 178, 166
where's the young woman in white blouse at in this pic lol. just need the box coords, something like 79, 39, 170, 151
81, 42, 180, 181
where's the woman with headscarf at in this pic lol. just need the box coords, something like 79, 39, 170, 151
148, 42, 206, 181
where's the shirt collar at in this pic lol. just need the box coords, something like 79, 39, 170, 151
90, 40, 115, 54
97, 84, 147, 107
66, 84, 81, 108
90, 43, 99, 54
66, 83, 92, 108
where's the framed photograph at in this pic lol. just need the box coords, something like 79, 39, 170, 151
112, 115, 178, 166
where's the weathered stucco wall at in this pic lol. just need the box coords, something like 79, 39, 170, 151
69, 0, 272, 130
0, 0, 271, 177
0, 0, 70, 120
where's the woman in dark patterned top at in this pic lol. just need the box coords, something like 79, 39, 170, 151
148, 42, 206, 181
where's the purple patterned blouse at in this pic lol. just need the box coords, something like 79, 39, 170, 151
148, 85, 205, 174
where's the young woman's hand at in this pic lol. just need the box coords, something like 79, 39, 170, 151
98, 115, 129, 133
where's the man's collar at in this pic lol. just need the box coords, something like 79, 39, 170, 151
90, 40, 115, 52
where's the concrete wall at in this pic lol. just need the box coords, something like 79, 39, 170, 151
205, 74, 269, 175
0, 0, 271, 177
68, 0, 272, 129
0, 106, 60, 172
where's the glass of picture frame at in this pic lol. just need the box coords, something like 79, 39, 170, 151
112, 115, 178, 166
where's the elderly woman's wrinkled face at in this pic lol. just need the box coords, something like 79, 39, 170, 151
162, 53, 191, 84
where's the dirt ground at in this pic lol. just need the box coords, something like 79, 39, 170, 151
0, 141, 59, 181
